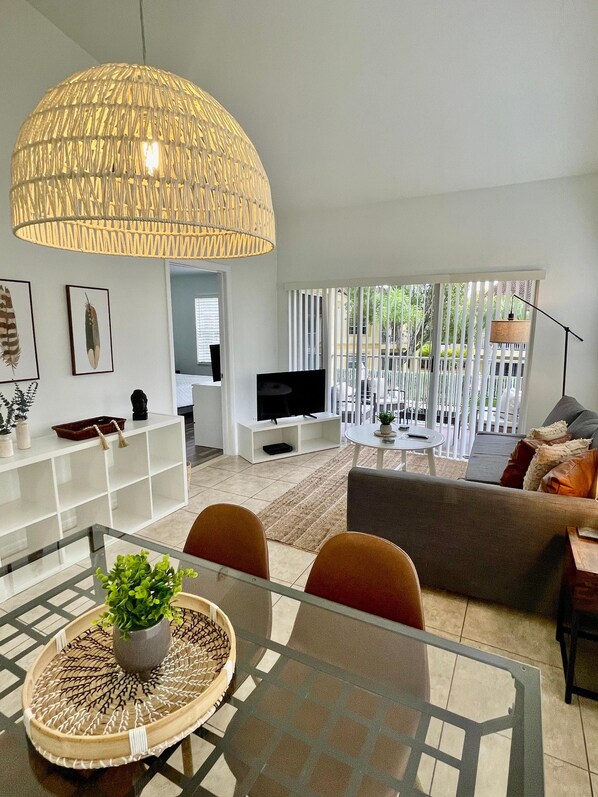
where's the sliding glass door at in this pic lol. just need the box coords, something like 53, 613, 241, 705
433, 279, 535, 457
288, 278, 536, 458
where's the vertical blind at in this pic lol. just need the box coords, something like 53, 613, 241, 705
435, 279, 534, 458
288, 278, 536, 458
195, 295, 220, 363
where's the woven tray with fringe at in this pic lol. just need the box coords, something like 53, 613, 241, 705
52, 416, 126, 441
22, 593, 236, 769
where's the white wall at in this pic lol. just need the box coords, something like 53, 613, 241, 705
170, 270, 219, 375
228, 253, 279, 424
0, 0, 174, 436
277, 174, 598, 425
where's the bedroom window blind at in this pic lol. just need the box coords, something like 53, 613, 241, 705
195, 295, 220, 363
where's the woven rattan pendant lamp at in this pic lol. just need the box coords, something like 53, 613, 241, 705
10, 8, 275, 259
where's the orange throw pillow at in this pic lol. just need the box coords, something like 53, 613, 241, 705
539, 449, 598, 497
500, 435, 572, 489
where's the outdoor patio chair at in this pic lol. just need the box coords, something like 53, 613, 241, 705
335, 379, 378, 423
490, 387, 521, 430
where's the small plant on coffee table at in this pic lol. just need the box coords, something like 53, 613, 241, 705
378, 411, 396, 427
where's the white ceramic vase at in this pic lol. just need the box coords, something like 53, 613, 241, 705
0, 434, 14, 458
16, 419, 31, 450
379, 423, 393, 436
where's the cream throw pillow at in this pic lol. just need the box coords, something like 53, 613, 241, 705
528, 420, 568, 441
523, 438, 591, 491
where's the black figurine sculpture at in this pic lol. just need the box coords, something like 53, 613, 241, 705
131, 389, 148, 421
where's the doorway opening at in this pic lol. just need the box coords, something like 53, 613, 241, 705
169, 264, 224, 467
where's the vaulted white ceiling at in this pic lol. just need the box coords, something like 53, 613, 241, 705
26, 0, 598, 211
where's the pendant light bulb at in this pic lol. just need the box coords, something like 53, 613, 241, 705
142, 140, 160, 176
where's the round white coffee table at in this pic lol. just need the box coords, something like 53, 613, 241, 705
345, 424, 444, 474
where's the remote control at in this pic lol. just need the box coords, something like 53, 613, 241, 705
407, 432, 429, 439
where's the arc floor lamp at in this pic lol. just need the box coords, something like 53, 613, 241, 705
490, 295, 583, 397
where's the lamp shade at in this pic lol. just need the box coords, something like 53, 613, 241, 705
489, 319, 531, 344
10, 63, 275, 259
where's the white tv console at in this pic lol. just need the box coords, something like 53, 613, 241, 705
237, 413, 341, 464
0, 413, 187, 598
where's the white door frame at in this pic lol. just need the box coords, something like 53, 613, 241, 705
164, 259, 236, 455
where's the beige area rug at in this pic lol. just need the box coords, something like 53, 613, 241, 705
258, 446, 467, 553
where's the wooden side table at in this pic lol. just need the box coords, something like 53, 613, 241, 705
556, 527, 598, 703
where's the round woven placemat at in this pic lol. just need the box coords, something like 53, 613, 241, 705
27, 607, 232, 768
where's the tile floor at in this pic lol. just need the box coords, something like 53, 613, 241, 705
134, 450, 598, 796
1, 448, 595, 795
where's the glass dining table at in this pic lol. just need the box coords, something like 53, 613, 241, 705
0, 526, 544, 796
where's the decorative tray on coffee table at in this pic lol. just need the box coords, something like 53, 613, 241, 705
22, 593, 236, 769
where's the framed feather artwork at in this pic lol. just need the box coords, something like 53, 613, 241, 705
66, 286, 114, 376
0, 279, 39, 384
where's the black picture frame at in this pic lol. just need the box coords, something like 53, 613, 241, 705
66, 285, 114, 376
0, 278, 40, 384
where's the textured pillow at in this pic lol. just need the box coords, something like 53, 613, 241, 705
523, 438, 591, 491
500, 435, 572, 489
539, 449, 598, 497
542, 395, 585, 427
567, 410, 598, 449
528, 420, 568, 442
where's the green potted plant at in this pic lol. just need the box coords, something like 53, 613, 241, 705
95, 550, 197, 677
13, 381, 38, 450
0, 391, 17, 457
377, 411, 396, 436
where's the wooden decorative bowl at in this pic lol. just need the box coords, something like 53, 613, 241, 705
22, 593, 236, 768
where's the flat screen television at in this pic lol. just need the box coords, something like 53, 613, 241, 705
257, 369, 326, 421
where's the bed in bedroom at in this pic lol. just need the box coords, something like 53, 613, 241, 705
175, 373, 213, 414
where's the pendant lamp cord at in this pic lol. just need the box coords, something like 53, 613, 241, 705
139, 0, 147, 65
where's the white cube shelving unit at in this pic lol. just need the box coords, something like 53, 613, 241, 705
0, 413, 187, 598
237, 413, 341, 464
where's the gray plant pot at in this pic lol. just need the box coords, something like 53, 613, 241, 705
379, 423, 393, 435
112, 618, 171, 679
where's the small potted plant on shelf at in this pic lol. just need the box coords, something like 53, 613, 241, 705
95, 550, 197, 678
0, 391, 17, 457
377, 411, 396, 436
13, 381, 38, 450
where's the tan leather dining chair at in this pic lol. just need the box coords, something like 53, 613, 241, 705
304, 530, 425, 629
181, 503, 272, 711
183, 503, 269, 579
223, 531, 429, 796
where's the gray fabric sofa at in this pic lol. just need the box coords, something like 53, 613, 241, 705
346, 396, 598, 616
